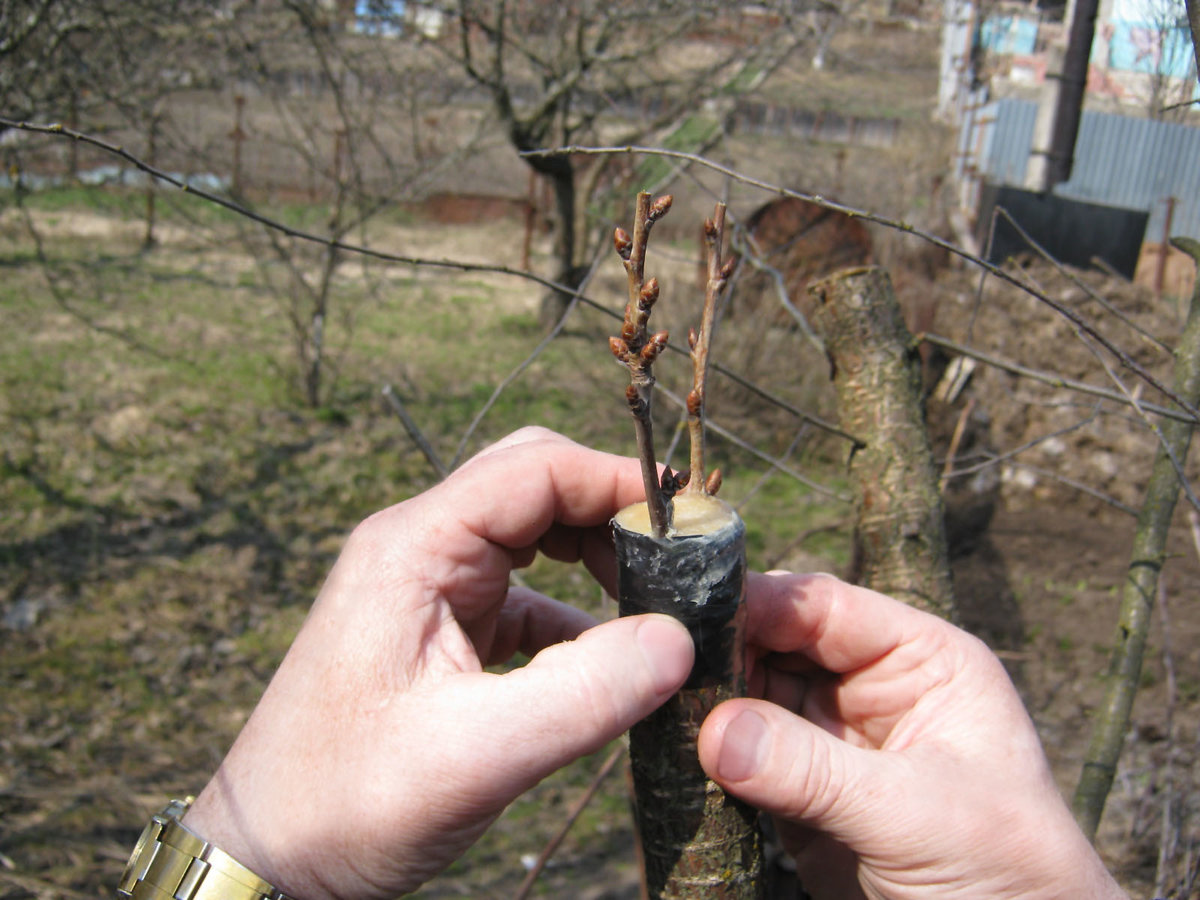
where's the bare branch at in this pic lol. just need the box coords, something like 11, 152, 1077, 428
655, 383, 849, 502
525, 143, 1200, 422
685, 202, 732, 495
450, 253, 599, 470
512, 745, 625, 900
920, 332, 1197, 425
381, 385, 449, 481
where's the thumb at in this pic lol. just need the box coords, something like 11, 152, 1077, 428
698, 699, 899, 844
433, 614, 693, 801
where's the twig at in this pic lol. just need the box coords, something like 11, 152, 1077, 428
610, 192, 673, 536
994, 207, 1171, 355
1084, 320, 1200, 516
942, 403, 1102, 483
0, 117, 577, 292
380, 384, 448, 479
940, 396, 976, 487
764, 519, 849, 570
735, 423, 810, 513
655, 383, 849, 502
685, 202, 734, 496
3, 119, 862, 449
1005, 460, 1138, 516
729, 227, 824, 351
12, 118, 1198, 421
449, 252, 600, 470
511, 744, 625, 900
919, 333, 1197, 425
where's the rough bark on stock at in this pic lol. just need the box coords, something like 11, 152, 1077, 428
1072, 237, 1200, 841
614, 497, 764, 900
807, 265, 956, 617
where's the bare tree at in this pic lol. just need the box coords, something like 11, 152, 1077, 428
418, 1, 807, 321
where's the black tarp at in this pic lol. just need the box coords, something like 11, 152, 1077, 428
976, 182, 1148, 278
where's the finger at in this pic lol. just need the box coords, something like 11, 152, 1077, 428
413, 614, 693, 805
697, 697, 905, 847
456, 425, 559, 469
447, 426, 648, 544
478, 586, 599, 666
347, 428, 645, 622
744, 571, 953, 674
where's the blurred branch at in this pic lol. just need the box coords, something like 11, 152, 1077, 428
997, 460, 1138, 516
994, 206, 1171, 354
920, 333, 1196, 425
6, 115, 871, 454
449, 253, 600, 470
656, 383, 849, 503
512, 744, 625, 900
526, 144, 1200, 422
381, 385, 449, 480
1073, 238, 1200, 840
11, 185, 187, 366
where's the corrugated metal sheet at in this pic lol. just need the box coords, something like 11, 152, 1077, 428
967, 97, 1200, 242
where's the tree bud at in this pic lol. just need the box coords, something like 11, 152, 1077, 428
649, 194, 673, 220
688, 327, 698, 349
660, 466, 679, 494
610, 336, 629, 360
613, 227, 632, 259
686, 389, 702, 417
705, 468, 723, 495
640, 330, 668, 363
640, 277, 659, 307
720, 259, 736, 280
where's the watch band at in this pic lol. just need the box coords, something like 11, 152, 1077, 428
118, 798, 295, 900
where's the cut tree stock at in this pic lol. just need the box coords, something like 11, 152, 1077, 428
609, 192, 766, 899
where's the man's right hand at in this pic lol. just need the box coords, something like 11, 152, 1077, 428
698, 572, 1127, 900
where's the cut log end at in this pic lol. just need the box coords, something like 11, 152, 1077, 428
614, 492, 737, 538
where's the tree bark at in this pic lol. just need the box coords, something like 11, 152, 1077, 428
807, 266, 955, 618
1071, 237, 1200, 840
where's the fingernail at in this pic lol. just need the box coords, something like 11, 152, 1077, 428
635, 617, 692, 695
717, 709, 769, 782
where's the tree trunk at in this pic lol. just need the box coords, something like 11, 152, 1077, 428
538, 162, 582, 328
807, 266, 955, 618
1071, 237, 1200, 840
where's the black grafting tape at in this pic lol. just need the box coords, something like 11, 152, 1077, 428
613, 503, 747, 689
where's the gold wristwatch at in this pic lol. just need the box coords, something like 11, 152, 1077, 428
118, 798, 295, 900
